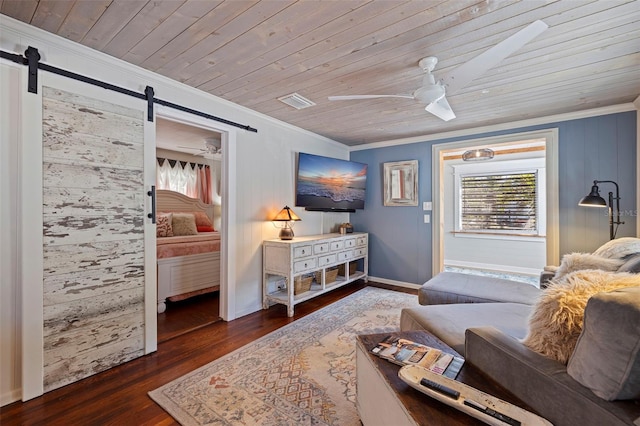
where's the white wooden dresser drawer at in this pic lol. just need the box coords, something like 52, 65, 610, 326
345, 238, 357, 248
294, 245, 313, 258
353, 248, 366, 257
318, 254, 337, 266
337, 250, 353, 261
357, 236, 367, 246
294, 257, 317, 272
330, 240, 344, 251
313, 242, 330, 255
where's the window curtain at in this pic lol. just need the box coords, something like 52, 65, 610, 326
197, 166, 213, 204
156, 159, 198, 199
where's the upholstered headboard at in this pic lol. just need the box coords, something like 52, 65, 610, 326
156, 190, 215, 224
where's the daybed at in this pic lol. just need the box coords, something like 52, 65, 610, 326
156, 189, 221, 313
400, 238, 640, 426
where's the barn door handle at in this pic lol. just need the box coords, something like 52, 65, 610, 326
147, 185, 156, 224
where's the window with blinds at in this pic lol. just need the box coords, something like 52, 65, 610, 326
460, 172, 538, 233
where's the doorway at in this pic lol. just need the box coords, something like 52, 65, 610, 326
155, 117, 223, 342
432, 129, 560, 285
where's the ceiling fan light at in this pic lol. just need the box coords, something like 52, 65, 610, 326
462, 148, 494, 161
413, 84, 445, 105
204, 137, 222, 155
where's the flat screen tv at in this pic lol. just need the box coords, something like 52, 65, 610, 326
295, 152, 368, 212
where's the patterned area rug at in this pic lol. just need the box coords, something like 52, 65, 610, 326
149, 287, 419, 425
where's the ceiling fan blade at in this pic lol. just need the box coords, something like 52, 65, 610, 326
441, 20, 548, 95
328, 94, 414, 101
425, 96, 456, 121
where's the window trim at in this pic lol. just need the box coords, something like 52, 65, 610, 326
453, 158, 546, 237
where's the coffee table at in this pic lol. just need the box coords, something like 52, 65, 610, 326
356, 330, 536, 426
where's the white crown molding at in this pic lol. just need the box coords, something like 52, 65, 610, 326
350, 103, 636, 151
0, 15, 346, 151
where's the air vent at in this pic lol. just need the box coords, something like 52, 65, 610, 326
277, 93, 316, 110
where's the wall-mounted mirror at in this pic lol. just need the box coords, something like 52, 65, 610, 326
383, 160, 418, 206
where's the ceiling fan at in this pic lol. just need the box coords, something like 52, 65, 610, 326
177, 137, 222, 158
328, 20, 548, 121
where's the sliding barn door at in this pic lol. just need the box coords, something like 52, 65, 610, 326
41, 85, 149, 392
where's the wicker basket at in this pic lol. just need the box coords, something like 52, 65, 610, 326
294, 274, 314, 295
315, 267, 339, 285
338, 262, 358, 277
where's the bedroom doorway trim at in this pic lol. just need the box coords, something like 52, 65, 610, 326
431, 129, 560, 277
155, 106, 237, 322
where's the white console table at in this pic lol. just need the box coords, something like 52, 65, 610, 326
263, 232, 368, 316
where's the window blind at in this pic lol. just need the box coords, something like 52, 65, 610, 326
461, 172, 537, 231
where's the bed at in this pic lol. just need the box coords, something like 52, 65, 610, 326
156, 189, 221, 313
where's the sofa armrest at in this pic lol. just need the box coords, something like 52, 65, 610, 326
465, 327, 640, 426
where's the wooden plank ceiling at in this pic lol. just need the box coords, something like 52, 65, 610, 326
2, 0, 639, 146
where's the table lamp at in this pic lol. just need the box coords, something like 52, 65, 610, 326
272, 206, 301, 240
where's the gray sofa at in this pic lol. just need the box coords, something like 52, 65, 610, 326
400, 271, 640, 426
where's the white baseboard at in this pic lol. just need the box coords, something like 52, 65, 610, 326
444, 260, 540, 277
368, 276, 422, 289
235, 302, 265, 320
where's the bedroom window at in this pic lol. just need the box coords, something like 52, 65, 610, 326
156, 158, 214, 203
454, 158, 546, 237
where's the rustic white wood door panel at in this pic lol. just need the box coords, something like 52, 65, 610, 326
19, 72, 156, 396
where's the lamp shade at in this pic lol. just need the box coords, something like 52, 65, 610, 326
578, 184, 607, 207
272, 206, 300, 240
272, 206, 301, 221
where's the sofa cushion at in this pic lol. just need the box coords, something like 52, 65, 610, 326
523, 270, 639, 364
400, 302, 531, 355
418, 272, 540, 305
466, 327, 640, 426
567, 287, 640, 401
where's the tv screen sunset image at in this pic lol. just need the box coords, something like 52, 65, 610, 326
296, 153, 367, 210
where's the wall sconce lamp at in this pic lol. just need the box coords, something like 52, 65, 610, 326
272, 206, 301, 240
578, 180, 624, 240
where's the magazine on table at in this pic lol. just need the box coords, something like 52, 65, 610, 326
371, 335, 465, 379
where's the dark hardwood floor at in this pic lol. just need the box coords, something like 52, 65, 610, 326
1, 281, 415, 426
157, 291, 221, 343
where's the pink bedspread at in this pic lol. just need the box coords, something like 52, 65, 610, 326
157, 232, 220, 259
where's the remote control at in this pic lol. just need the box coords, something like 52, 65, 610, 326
420, 377, 460, 400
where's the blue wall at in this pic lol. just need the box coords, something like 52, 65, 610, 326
350, 112, 637, 285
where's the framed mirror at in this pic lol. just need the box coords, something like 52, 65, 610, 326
383, 160, 418, 206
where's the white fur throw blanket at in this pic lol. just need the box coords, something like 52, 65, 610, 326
523, 270, 639, 364
554, 252, 624, 279
593, 237, 640, 259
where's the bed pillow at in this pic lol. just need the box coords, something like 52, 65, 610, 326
156, 213, 173, 237
172, 213, 198, 236
192, 211, 215, 232
197, 225, 216, 232
522, 270, 639, 364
